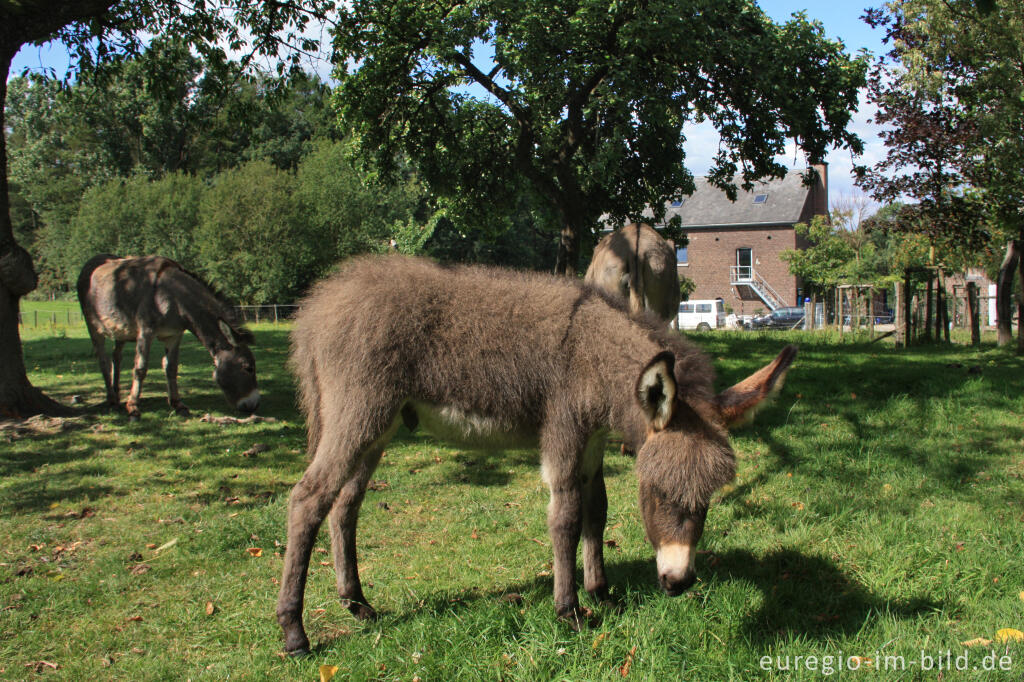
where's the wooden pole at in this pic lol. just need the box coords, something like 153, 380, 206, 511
894, 282, 904, 348
967, 281, 980, 346
904, 272, 912, 347
868, 286, 875, 339
924, 275, 933, 342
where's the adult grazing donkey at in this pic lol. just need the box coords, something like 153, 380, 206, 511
277, 255, 795, 654
585, 223, 680, 327
77, 254, 260, 419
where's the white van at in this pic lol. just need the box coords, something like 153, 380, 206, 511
677, 299, 727, 331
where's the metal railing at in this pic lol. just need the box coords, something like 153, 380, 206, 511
729, 266, 788, 310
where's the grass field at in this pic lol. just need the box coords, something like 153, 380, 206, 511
2, 323, 1023, 680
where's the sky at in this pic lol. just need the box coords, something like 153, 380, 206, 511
9, 1, 890, 206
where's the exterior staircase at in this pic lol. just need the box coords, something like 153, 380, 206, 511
729, 266, 788, 310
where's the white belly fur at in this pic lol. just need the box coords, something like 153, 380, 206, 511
408, 401, 539, 450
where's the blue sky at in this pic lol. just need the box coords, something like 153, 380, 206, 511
10, 2, 888, 205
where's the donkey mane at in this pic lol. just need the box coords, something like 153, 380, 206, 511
162, 259, 248, 332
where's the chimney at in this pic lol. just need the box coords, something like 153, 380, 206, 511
810, 162, 828, 219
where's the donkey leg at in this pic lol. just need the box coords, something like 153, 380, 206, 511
162, 335, 189, 416
540, 431, 588, 628
111, 341, 125, 407
277, 410, 400, 654
580, 431, 613, 606
328, 447, 385, 620
125, 332, 153, 420
88, 330, 116, 406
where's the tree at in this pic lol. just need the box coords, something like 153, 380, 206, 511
781, 215, 857, 298
0, 0, 334, 416
332, 0, 867, 275
862, 1, 1024, 347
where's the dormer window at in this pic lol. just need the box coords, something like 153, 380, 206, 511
670, 198, 686, 207
753, 193, 768, 204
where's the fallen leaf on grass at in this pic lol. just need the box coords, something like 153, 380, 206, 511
126, 615, 142, 622
500, 593, 523, 605
620, 645, 637, 677
246, 547, 263, 557
319, 665, 339, 682
961, 638, 992, 648
592, 632, 607, 651
1019, 591, 1024, 602
205, 601, 215, 616
995, 628, 1024, 644
145, 543, 157, 550
604, 539, 619, 549
128, 564, 150, 575
24, 661, 59, 672
847, 656, 873, 668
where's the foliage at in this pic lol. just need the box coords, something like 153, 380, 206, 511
860, 1, 1024, 344
781, 216, 857, 292
332, 0, 867, 273
679, 276, 697, 303
3, 326, 1023, 678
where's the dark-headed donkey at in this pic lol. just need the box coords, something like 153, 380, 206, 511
277, 255, 795, 654
78, 254, 260, 419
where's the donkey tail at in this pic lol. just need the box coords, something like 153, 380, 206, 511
289, 337, 323, 458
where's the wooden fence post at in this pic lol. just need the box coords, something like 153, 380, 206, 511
967, 281, 980, 346
904, 272, 912, 347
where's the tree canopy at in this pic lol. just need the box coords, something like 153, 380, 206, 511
333, 0, 868, 273
859, 0, 1024, 346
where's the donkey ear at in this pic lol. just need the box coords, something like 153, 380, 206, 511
218, 319, 239, 347
715, 344, 797, 428
636, 351, 676, 431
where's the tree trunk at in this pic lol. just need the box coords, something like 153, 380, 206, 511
1019, 259, 1024, 355
0, 48, 70, 417
996, 239, 1019, 346
554, 216, 583, 276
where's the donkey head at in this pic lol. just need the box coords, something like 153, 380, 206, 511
634, 345, 797, 595
214, 320, 260, 413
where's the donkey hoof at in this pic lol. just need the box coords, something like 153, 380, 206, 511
343, 599, 377, 621
557, 605, 595, 631
588, 589, 623, 613
283, 634, 311, 657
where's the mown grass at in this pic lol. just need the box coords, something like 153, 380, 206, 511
2, 323, 1023, 680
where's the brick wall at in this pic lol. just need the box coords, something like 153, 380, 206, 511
678, 225, 800, 316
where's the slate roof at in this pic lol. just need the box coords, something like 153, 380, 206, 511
656, 170, 816, 229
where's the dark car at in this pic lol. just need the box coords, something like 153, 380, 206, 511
748, 306, 806, 330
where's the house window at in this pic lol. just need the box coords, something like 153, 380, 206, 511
753, 193, 768, 204
670, 198, 686, 207
676, 246, 688, 265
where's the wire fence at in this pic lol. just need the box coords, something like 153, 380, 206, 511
17, 305, 299, 327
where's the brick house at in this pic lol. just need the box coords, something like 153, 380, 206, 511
652, 164, 828, 316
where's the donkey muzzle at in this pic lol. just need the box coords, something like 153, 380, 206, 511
656, 542, 696, 596
236, 389, 261, 414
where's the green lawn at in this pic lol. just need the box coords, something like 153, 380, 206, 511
2, 324, 1023, 680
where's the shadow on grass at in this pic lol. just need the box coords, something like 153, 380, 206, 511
709, 549, 939, 645
304, 547, 938, 654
